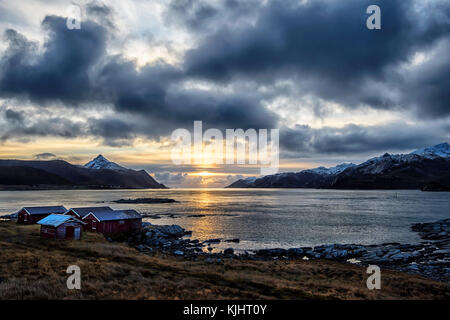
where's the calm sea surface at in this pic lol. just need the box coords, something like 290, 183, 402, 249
1, 188, 449, 251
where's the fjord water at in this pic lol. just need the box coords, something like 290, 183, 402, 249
1, 188, 449, 251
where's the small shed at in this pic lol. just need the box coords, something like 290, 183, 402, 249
64, 206, 114, 219
17, 206, 67, 225
37, 214, 85, 240
83, 209, 142, 234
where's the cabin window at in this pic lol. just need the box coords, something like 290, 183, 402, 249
118, 220, 124, 225
23, 214, 28, 221
92, 220, 97, 230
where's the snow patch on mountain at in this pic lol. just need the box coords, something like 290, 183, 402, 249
356, 143, 450, 174
242, 176, 260, 183
84, 155, 127, 171
305, 163, 356, 175
411, 142, 450, 159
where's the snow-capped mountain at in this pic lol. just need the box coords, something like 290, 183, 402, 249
305, 163, 356, 175
0, 155, 167, 189
355, 142, 450, 175
411, 142, 450, 159
227, 143, 450, 189
227, 163, 358, 188
84, 155, 127, 171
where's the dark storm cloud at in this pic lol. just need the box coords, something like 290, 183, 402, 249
34, 152, 57, 160
161, 87, 278, 130
0, 13, 278, 143
86, 2, 112, 17
401, 38, 450, 119
154, 172, 188, 185
166, 0, 217, 30
0, 0, 448, 157
87, 117, 137, 146
280, 122, 450, 157
0, 16, 107, 105
0, 115, 85, 141
185, 0, 450, 116
4, 108, 24, 123
88, 117, 134, 139
165, 0, 259, 31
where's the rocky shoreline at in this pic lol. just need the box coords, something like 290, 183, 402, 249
123, 219, 449, 283
2, 211, 448, 282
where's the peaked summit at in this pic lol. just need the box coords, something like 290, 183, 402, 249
84, 155, 127, 171
0, 155, 167, 189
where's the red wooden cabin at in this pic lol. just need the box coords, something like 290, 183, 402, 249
82, 209, 142, 234
17, 206, 67, 225
37, 214, 86, 240
64, 206, 114, 219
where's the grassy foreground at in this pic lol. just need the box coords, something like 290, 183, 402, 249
0, 221, 448, 300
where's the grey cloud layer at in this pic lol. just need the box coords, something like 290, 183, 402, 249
0, 0, 449, 156
185, 0, 450, 116
0, 14, 277, 142
280, 122, 450, 157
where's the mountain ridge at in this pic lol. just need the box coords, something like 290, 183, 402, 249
227, 143, 450, 190
84, 154, 128, 171
0, 155, 167, 190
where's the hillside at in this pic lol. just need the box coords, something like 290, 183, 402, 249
0, 221, 448, 300
0, 156, 166, 189
227, 143, 450, 189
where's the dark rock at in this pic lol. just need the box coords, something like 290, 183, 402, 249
114, 198, 176, 204
412, 219, 450, 240
204, 238, 221, 244
225, 238, 240, 243
224, 248, 234, 255
157, 225, 186, 237
256, 248, 288, 257
287, 248, 304, 256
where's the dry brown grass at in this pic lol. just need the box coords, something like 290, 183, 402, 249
0, 221, 448, 300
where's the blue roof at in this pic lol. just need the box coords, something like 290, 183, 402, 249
84, 209, 141, 222
67, 206, 113, 218
37, 214, 84, 227
24, 206, 67, 215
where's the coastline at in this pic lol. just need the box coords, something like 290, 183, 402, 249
125, 219, 450, 283
0, 220, 448, 300
5, 209, 446, 284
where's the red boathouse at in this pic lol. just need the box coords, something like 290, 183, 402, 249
82, 209, 142, 234
37, 214, 86, 240
64, 206, 114, 219
17, 206, 67, 225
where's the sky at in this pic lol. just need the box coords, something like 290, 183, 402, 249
0, 0, 449, 187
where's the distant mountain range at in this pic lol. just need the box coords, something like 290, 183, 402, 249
227, 143, 450, 190
0, 155, 166, 190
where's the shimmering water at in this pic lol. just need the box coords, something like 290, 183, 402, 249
1, 188, 449, 251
